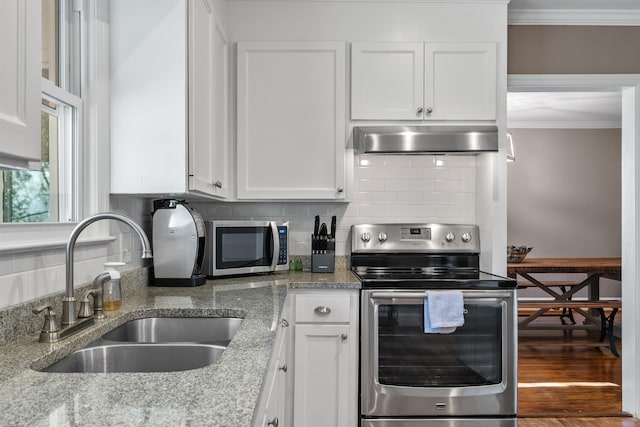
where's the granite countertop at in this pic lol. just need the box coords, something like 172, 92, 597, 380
0, 271, 359, 426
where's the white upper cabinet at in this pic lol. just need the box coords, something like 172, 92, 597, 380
237, 42, 346, 200
351, 42, 424, 120
110, 0, 228, 198
188, 0, 229, 198
351, 42, 497, 121
425, 43, 497, 120
0, 0, 41, 169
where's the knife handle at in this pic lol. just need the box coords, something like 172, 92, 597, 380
330, 215, 336, 239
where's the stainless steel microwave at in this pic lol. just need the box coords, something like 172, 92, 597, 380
204, 220, 289, 277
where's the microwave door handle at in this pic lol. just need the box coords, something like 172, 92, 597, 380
270, 221, 279, 271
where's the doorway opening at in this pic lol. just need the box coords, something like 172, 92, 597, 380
507, 74, 640, 418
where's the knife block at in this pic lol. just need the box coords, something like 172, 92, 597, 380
311, 235, 335, 273
312, 253, 335, 273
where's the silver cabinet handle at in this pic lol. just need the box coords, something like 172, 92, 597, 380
337, 186, 344, 193
314, 306, 331, 315
268, 417, 279, 427
416, 107, 424, 115
341, 333, 348, 340
279, 364, 287, 372
213, 180, 223, 188
425, 107, 433, 114
281, 318, 289, 328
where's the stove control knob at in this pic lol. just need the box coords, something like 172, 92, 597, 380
377, 232, 388, 242
445, 232, 455, 243
461, 232, 472, 243
361, 232, 371, 243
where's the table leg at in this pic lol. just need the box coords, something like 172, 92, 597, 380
587, 274, 601, 320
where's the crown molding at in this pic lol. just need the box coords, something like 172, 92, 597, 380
508, 8, 640, 26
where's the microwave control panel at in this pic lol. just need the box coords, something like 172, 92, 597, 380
278, 226, 288, 265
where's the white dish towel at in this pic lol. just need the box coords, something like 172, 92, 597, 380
424, 290, 465, 334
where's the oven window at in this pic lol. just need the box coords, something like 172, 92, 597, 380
377, 301, 502, 387
216, 226, 273, 268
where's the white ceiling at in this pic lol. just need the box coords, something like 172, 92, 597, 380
507, 91, 622, 129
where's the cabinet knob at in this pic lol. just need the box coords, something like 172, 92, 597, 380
337, 186, 344, 193
268, 417, 279, 427
314, 306, 331, 315
213, 180, 223, 188
416, 107, 424, 115
425, 107, 433, 114
341, 333, 348, 341
279, 364, 287, 372
281, 318, 289, 328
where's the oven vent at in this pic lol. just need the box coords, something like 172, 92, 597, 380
353, 125, 499, 155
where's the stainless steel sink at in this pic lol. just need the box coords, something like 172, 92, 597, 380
101, 317, 243, 346
39, 317, 243, 373
42, 342, 225, 373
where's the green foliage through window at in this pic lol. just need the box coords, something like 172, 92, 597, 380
1, 112, 54, 223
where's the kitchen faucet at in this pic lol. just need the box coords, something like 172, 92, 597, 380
62, 212, 153, 326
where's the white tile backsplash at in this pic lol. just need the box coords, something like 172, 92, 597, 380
190, 154, 477, 257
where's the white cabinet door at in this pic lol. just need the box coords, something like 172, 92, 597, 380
0, 0, 41, 169
253, 302, 291, 427
351, 42, 424, 120
237, 42, 346, 200
262, 323, 288, 427
293, 324, 354, 427
111, 0, 228, 199
350, 42, 497, 121
425, 43, 497, 120
188, 0, 229, 198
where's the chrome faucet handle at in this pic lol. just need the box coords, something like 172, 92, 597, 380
90, 272, 112, 320
32, 305, 61, 343
77, 290, 97, 318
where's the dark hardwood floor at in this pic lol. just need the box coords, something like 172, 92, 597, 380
517, 311, 639, 426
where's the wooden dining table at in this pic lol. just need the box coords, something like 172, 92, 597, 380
507, 257, 621, 297
507, 257, 621, 331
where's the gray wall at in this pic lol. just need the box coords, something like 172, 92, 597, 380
508, 26, 640, 74
507, 128, 621, 297
507, 128, 621, 257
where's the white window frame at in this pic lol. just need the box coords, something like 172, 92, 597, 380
41, 77, 82, 223
0, 0, 111, 254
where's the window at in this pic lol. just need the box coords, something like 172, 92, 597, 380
0, 0, 80, 224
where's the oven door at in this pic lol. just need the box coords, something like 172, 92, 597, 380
361, 289, 516, 418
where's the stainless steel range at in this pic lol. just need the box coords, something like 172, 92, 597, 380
351, 223, 517, 427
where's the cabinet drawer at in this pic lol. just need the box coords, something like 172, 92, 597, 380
295, 294, 353, 323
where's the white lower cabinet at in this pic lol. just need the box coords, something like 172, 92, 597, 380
254, 290, 358, 427
254, 307, 290, 427
262, 326, 288, 427
291, 290, 359, 427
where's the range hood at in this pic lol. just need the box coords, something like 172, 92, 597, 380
353, 125, 498, 155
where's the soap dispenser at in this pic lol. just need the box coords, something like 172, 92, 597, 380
103, 262, 125, 311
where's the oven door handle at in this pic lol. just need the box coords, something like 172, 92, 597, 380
369, 290, 514, 300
